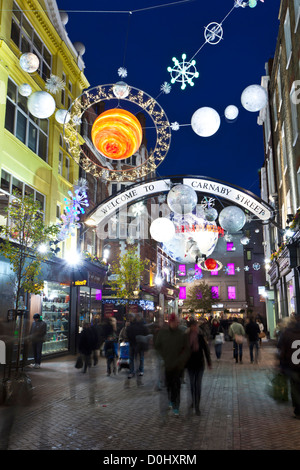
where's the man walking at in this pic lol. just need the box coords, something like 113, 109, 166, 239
30, 313, 47, 368
245, 316, 261, 363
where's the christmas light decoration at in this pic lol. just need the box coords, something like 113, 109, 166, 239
58, 179, 89, 241
27, 91, 56, 119
45, 74, 66, 94
19, 52, 39, 73
167, 54, 199, 90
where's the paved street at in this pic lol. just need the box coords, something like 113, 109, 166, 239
1, 339, 300, 453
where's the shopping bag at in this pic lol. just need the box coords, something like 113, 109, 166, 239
215, 333, 224, 344
75, 355, 83, 369
266, 371, 289, 402
234, 334, 244, 344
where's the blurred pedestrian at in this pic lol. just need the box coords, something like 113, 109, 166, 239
78, 322, 96, 373
118, 321, 129, 343
186, 318, 212, 416
211, 317, 224, 360
126, 312, 150, 381
229, 318, 245, 364
104, 334, 118, 376
155, 313, 190, 417
30, 314, 47, 369
278, 313, 300, 419
245, 316, 260, 363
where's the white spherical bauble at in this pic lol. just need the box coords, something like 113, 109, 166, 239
150, 217, 175, 243
19, 53, 40, 73
240, 236, 250, 245
167, 184, 198, 215
112, 81, 130, 99
191, 107, 221, 137
224, 105, 239, 121
55, 109, 71, 124
205, 207, 218, 222
18, 83, 32, 97
190, 219, 219, 257
241, 85, 268, 112
219, 206, 246, 233
27, 91, 56, 119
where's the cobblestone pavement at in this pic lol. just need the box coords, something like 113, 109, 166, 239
1, 339, 300, 452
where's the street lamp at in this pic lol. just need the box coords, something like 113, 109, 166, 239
103, 244, 111, 262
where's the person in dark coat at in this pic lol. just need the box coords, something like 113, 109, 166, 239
30, 313, 47, 368
78, 323, 97, 373
186, 318, 212, 416
126, 312, 149, 379
245, 316, 261, 363
155, 313, 190, 416
278, 313, 300, 419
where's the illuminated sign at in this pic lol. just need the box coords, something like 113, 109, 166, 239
75, 280, 87, 286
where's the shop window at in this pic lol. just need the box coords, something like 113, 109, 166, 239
42, 281, 70, 355
227, 242, 234, 251
227, 263, 235, 275
179, 286, 186, 300
211, 286, 219, 299
210, 267, 218, 276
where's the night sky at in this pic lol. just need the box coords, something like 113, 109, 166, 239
56, 0, 281, 197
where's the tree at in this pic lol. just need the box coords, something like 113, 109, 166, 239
184, 281, 218, 313
109, 246, 148, 314
0, 190, 59, 310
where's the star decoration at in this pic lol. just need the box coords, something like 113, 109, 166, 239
118, 67, 128, 78
160, 82, 172, 94
171, 122, 180, 131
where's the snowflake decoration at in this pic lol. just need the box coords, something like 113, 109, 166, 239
72, 115, 82, 126
45, 74, 65, 94
204, 22, 223, 45
244, 266, 250, 271
224, 233, 233, 242
167, 54, 199, 90
171, 122, 180, 131
253, 263, 261, 271
58, 179, 89, 241
200, 196, 215, 209
235, 267, 241, 272
118, 67, 128, 78
160, 82, 172, 94
126, 236, 135, 245
131, 202, 145, 216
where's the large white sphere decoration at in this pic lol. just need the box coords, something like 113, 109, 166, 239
167, 184, 197, 214
27, 91, 56, 119
191, 107, 221, 137
205, 207, 218, 221
189, 218, 219, 256
18, 83, 32, 97
219, 206, 246, 233
55, 109, 71, 124
150, 217, 175, 243
19, 53, 39, 73
241, 85, 268, 112
224, 105, 239, 121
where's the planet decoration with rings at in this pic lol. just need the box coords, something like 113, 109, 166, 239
91, 109, 143, 160
63, 84, 171, 182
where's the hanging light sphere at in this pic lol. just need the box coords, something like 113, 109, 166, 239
150, 217, 175, 243
55, 109, 71, 124
205, 207, 218, 221
249, 0, 257, 7
241, 84, 268, 112
18, 83, 32, 97
191, 107, 221, 137
27, 91, 56, 119
112, 81, 130, 99
19, 52, 39, 73
204, 258, 217, 270
240, 235, 250, 245
219, 206, 246, 233
167, 184, 198, 214
224, 105, 239, 121
91, 108, 143, 160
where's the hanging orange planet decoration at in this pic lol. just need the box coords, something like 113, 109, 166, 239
204, 258, 217, 270
91, 108, 143, 160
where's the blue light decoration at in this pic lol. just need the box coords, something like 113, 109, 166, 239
58, 178, 89, 241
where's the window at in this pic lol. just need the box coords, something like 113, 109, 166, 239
178, 265, 186, 276
227, 242, 234, 251
248, 274, 253, 284
246, 250, 252, 261
272, 92, 278, 131
295, 0, 300, 31
5, 78, 49, 161
228, 286, 236, 300
210, 267, 218, 276
284, 9, 292, 68
58, 151, 63, 176
227, 263, 235, 275
179, 286, 186, 300
277, 140, 282, 183
65, 156, 70, 181
281, 123, 288, 171
290, 82, 299, 146
211, 286, 219, 299
11, 1, 52, 81
249, 296, 254, 307
0, 170, 45, 220
56, 204, 61, 219
277, 65, 282, 110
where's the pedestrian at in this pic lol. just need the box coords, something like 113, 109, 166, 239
229, 317, 245, 363
256, 318, 265, 345
245, 316, 261, 363
186, 318, 212, 416
78, 322, 96, 373
210, 317, 225, 360
154, 313, 190, 417
126, 312, 150, 381
118, 321, 129, 343
104, 334, 118, 376
277, 313, 300, 419
30, 313, 47, 369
